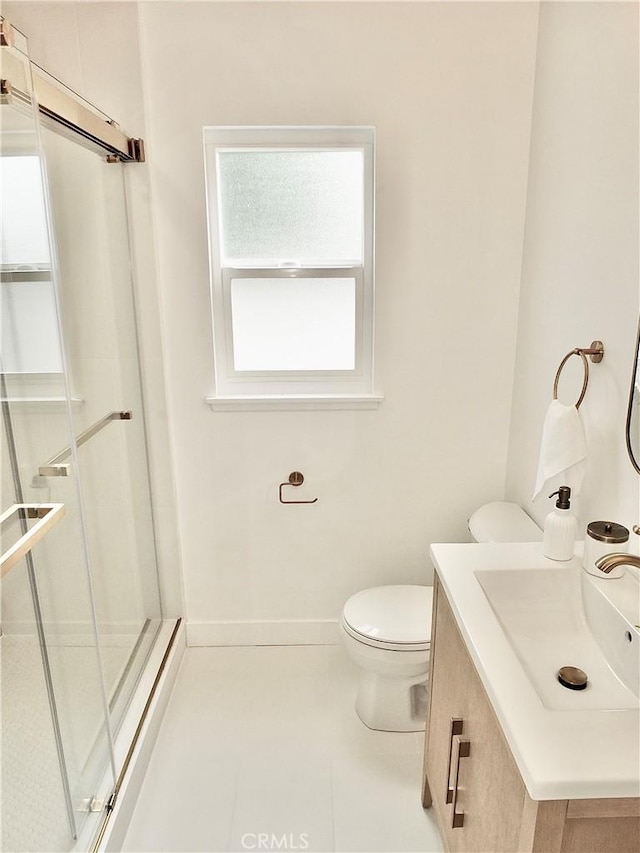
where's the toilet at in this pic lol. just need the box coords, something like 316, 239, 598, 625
467, 500, 542, 544
341, 501, 541, 732
341, 585, 433, 732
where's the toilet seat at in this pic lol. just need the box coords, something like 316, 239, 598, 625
342, 585, 432, 651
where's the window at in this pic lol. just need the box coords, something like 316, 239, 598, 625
203, 127, 377, 407
1, 154, 65, 398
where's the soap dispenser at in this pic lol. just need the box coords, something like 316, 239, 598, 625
543, 486, 576, 561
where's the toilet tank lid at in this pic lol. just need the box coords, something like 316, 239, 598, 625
468, 501, 542, 543
343, 585, 433, 645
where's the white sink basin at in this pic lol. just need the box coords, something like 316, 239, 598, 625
474, 567, 640, 711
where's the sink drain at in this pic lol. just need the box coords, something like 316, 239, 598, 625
557, 666, 588, 691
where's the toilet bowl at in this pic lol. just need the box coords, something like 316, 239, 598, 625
340, 585, 432, 732
342, 502, 541, 733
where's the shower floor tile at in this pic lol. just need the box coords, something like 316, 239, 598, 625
1, 633, 141, 853
1, 635, 71, 853
121, 645, 444, 853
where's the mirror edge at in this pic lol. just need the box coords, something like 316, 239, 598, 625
625, 315, 640, 475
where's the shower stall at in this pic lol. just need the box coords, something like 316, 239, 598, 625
1, 21, 176, 852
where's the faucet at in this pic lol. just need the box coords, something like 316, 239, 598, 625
595, 553, 640, 574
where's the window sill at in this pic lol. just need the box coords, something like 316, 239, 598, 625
205, 394, 384, 412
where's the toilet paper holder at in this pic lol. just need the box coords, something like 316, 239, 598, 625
279, 471, 318, 505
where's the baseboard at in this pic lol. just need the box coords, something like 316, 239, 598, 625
186, 618, 340, 646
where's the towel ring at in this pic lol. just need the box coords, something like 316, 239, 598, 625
553, 340, 604, 409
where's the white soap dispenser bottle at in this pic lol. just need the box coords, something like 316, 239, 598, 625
543, 486, 576, 561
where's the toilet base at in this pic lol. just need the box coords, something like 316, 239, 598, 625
355, 670, 428, 732
341, 621, 430, 733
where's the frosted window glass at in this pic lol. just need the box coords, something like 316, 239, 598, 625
0, 156, 50, 266
231, 277, 356, 371
1, 280, 63, 372
218, 151, 363, 264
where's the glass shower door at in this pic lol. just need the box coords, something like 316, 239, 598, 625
2, 24, 164, 850
1, 29, 116, 850
39, 122, 163, 738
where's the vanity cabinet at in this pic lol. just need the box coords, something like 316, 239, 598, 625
422, 574, 640, 853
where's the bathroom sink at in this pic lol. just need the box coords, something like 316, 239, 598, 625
431, 542, 640, 798
474, 567, 640, 711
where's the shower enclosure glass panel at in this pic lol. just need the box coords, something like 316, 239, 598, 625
2, 26, 163, 851
39, 124, 163, 736
1, 34, 115, 850
1, 545, 75, 853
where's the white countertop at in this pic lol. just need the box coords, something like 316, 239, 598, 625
430, 542, 640, 801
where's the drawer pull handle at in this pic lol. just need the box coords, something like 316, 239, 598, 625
445, 717, 463, 804
451, 735, 471, 829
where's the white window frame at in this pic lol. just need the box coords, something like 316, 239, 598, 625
203, 127, 380, 409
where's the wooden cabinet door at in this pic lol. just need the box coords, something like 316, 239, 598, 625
453, 632, 528, 852
424, 578, 528, 852
423, 577, 473, 847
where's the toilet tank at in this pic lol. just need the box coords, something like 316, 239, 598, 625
468, 501, 542, 543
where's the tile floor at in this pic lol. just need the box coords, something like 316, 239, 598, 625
121, 644, 444, 853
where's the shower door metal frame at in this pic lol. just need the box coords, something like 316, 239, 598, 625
1, 16, 144, 163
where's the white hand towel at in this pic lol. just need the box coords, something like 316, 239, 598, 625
532, 400, 587, 500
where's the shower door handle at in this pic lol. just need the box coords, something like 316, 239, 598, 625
0, 503, 66, 576
38, 410, 132, 476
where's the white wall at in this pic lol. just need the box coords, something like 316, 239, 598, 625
11, 1, 637, 648
138, 1, 539, 643
506, 2, 640, 539
8, 2, 636, 646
